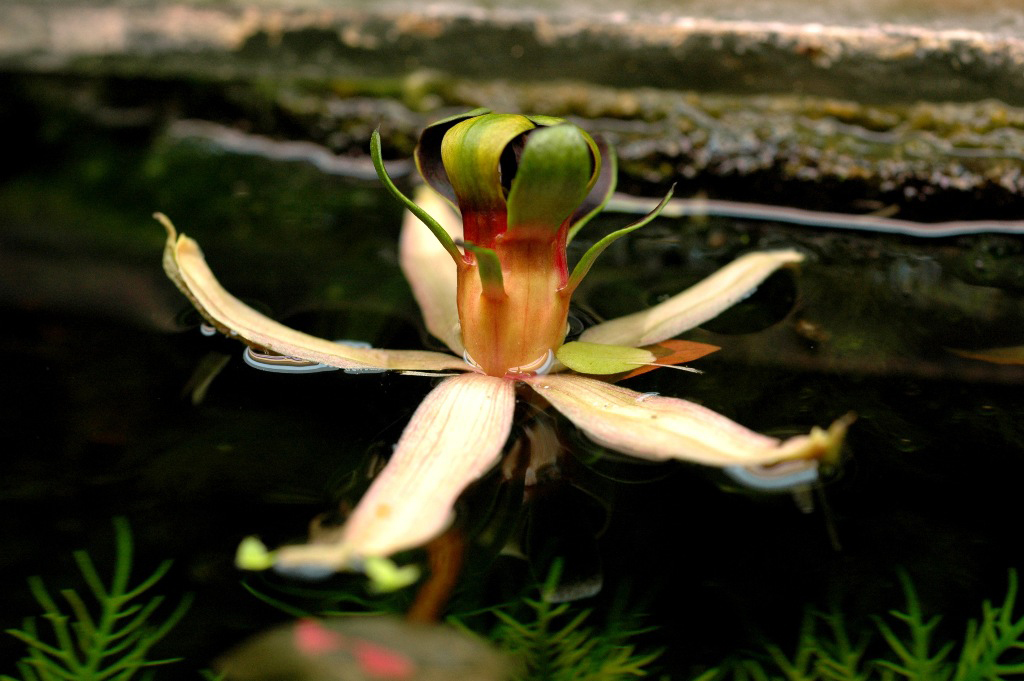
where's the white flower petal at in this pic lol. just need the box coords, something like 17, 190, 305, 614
527, 373, 849, 467
580, 250, 805, 347
399, 187, 465, 356
275, 373, 515, 571
158, 214, 470, 372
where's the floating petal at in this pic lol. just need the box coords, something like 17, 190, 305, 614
723, 459, 821, 491
579, 250, 805, 347
157, 214, 470, 373
398, 188, 465, 355
242, 340, 388, 375
527, 374, 850, 467
274, 373, 515, 572
617, 339, 720, 380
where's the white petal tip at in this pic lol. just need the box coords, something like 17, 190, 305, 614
724, 459, 820, 491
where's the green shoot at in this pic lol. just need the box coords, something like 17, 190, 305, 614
712, 570, 1024, 681
2, 518, 192, 681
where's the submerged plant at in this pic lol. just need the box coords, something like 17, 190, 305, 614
713, 570, 1024, 681
476, 563, 660, 681
158, 109, 851, 578
2, 518, 191, 681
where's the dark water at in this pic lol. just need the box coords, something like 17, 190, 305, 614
3, 74, 1024, 678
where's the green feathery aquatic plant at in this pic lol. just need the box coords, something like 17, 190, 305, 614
459, 563, 661, 681
710, 570, 1024, 681
489, 598, 659, 681
2, 518, 192, 681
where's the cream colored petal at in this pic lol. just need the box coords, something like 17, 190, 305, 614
579, 250, 805, 347
399, 187, 465, 356
157, 214, 470, 372
275, 373, 515, 571
527, 374, 849, 467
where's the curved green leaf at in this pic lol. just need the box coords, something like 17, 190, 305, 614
461, 241, 506, 300
568, 136, 618, 243
371, 129, 462, 264
441, 114, 535, 211
525, 114, 566, 126
414, 108, 490, 203
507, 124, 594, 233
566, 185, 674, 292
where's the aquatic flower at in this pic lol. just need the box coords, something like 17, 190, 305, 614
158, 110, 850, 577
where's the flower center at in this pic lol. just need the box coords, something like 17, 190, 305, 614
463, 348, 556, 378
505, 349, 556, 377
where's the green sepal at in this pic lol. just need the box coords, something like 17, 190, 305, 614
566, 184, 675, 292
371, 129, 462, 264
363, 557, 421, 593
507, 124, 593, 232
461, 240, 506, 299
567, 138, 618, 243
441, 114, 536, 210
579, 130, 603, 194
430, 107, 491, 128
523, 117, 602, 200
415, 108, 491, 204
556, 341, 656, 374
526, 114, 566, 126
235, 537, 276, 571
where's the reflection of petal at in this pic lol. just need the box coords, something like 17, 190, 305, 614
949, 345, 1024, 365
276, 373, 515, 571
527, 374, 849, 467
580, 250, 805, 347
159, 215, 470, 372
399, 188, 464, 356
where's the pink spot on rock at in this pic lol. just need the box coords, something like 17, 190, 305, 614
294, 619, 345, 655
354, 640, 416, 679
